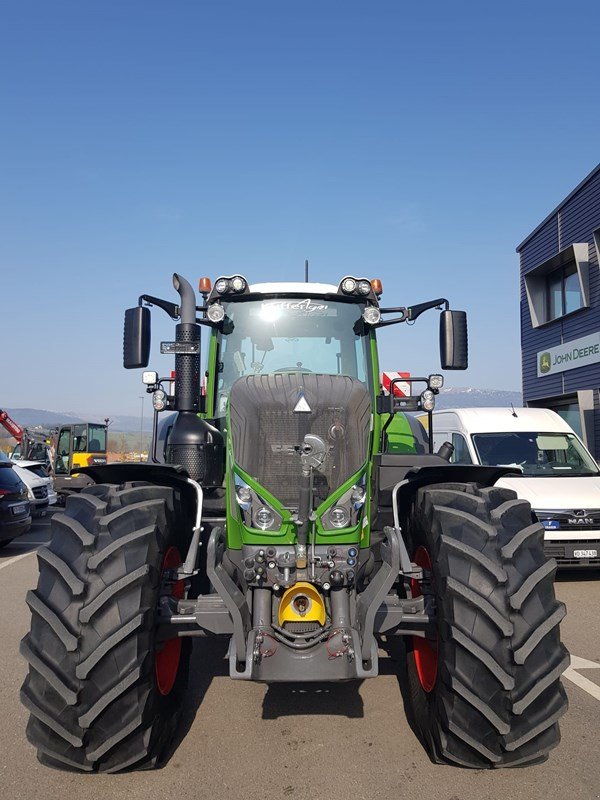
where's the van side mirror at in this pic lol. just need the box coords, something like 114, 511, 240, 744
440, 310, 468, 370
123, 306, 151, 369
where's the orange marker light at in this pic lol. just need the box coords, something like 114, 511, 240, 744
371, 278, 383, 296
199, 277, 212, 293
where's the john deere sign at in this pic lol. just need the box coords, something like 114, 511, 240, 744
537, 333, 600, 377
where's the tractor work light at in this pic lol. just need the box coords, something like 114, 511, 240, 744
338, 276, 377, 300
142, 371, 158, 385
152, 389, 167, 411
207, 303, 225, 323
213, 275, 249, 296
231, 276, 246, 292
362, 306, 381, 325
421, 389, 436, 411
429, 374, 444, 390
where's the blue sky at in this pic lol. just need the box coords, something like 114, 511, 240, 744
1, 0, 599, 417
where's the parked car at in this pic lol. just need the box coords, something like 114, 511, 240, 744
423, 407, 600, 567
11, 460, 57, 514
0, 455, 31, 547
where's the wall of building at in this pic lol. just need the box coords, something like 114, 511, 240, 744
518, 165, 600, 456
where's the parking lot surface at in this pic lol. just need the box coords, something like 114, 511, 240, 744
1, 513, 599, 800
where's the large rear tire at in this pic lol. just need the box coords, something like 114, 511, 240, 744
20, 482, 191, 772
405, 483, 569, 768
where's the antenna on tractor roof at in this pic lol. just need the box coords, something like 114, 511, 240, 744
511, 403, 518, 418
304, 259, 309, 283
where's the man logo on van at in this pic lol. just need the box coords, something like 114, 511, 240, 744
540, 352, 551, 374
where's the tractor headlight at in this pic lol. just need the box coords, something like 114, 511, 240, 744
235, 484, 252, 506
341, 277, 357, 294
235, 476, 282, 531
207, 303, 225, 323
255, 506, 275, 530
328, 505, 350, 528
351, 485, 366, 507
215, 278, 229, 294
429, 374, 444, 390
152, 389, 167, 411
362, 306, 381, 325
421, 389, 436, 411
357, 280, 371, 296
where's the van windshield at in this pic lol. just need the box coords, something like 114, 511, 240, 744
472, 432, 600, 476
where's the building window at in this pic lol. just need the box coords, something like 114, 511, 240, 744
546, 262, 582, 321
523, 243, 589, 328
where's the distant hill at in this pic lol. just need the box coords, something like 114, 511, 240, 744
2, 408, 152, 434
435, 388, 523, 409
3, 389, 523, 436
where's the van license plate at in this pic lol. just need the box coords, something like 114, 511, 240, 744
574, 549, 597, 558
11, 503, 28, 515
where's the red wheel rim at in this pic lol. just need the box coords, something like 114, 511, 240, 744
155, 546, 185, 696
410, 546, 438, 693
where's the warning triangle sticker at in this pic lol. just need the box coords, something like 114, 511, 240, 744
294, 393, 312, 413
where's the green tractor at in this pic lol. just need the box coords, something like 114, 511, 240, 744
21, 273, 568, 772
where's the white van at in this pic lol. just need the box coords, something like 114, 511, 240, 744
423, 407, 600, 568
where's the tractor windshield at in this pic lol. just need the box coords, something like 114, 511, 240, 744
214, 297, 371, 417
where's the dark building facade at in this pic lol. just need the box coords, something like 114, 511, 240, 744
517, 164, 600, 458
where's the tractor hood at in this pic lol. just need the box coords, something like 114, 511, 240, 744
228, 373, 371, 507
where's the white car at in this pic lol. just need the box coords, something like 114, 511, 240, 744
10, 460, 57, 517
424, 406, 600, 568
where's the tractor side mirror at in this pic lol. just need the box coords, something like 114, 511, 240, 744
123, 306, 151, 369
440, 310, 468, 370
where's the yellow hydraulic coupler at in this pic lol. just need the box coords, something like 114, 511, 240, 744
278, 582, 326, 626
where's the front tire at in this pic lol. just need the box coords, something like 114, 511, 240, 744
405, 483, 569, 768
20, 482, 191, 772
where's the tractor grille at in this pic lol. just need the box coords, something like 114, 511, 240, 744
32, 486, 48, 500
283, 621, 322, 634
229, 373, 371, 507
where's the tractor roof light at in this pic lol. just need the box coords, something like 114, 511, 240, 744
212, 274, 249, 299
429, 374, 444, 390
338, 276, 377, 301
198, 277, 212, 294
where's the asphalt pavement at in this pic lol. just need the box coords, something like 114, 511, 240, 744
1, 513, 599, 800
